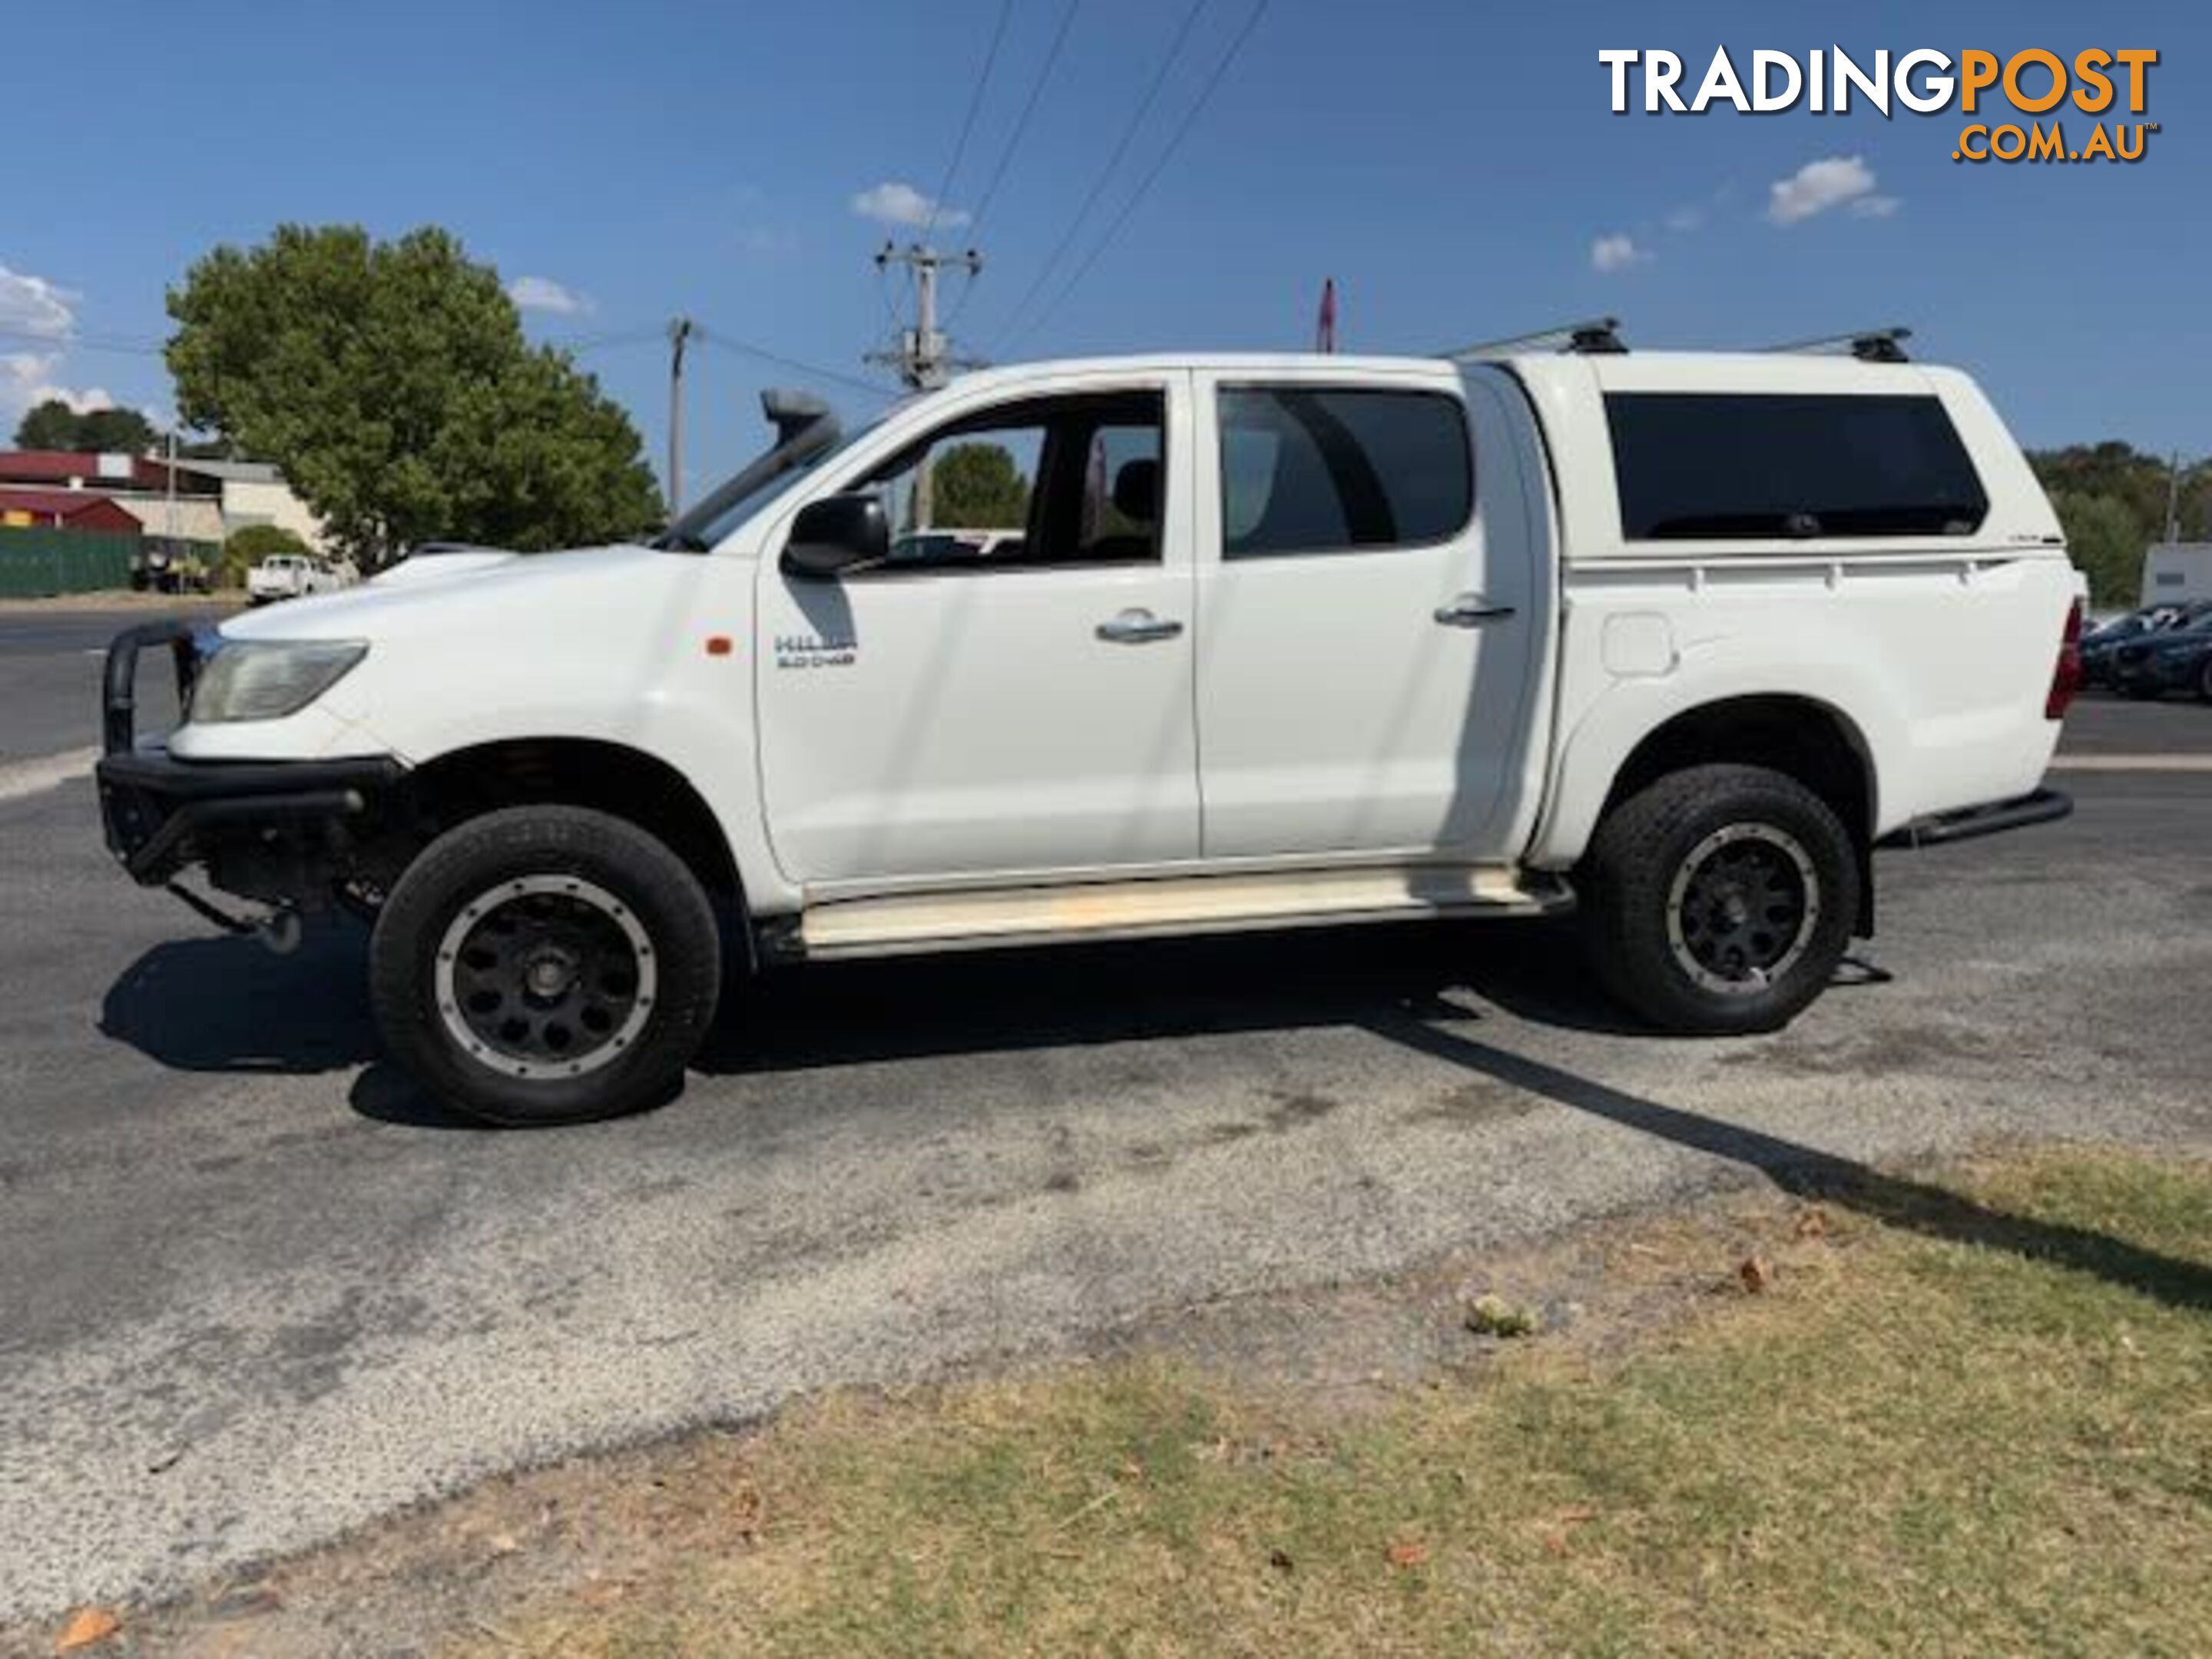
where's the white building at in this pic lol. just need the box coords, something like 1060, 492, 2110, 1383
172, 459, 330, 552
2141, 542, 2212, 605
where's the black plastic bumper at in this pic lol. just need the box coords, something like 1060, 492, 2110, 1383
1876, 787, 2074, 850
97, 618, 404, 885
96, 749, 405, 883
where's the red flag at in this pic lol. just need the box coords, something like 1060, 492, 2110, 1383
1316, 278, 1337, 353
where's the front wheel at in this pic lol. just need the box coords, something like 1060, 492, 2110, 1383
2197, 659, 2212, 704
369, 806, 723, 1125
1578, 763, 1859, 1035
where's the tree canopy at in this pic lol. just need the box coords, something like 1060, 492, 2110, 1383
929, 442, 1030, 530
13, 400, 158, 455
2026, 442, 2208, 608
164, 224, 663, 559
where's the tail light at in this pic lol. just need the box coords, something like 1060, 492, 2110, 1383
2046, 597, 2084, 720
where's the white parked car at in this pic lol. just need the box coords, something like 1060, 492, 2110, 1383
98, 341, 2083, 1124
246, 552, 352, 604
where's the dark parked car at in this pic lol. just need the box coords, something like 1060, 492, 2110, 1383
2082, 601, 2212, 688
2108, 615, 2212, 701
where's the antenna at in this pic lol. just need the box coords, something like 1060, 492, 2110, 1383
1763, 326, 1913, 363
1441, 316, 1627, 360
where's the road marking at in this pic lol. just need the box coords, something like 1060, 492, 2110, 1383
0, 747, 98, 802
2049, 753, 2212, 773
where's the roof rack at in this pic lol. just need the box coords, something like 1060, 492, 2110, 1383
1441, 316, 1628, 360
1761, 326, 1913, 364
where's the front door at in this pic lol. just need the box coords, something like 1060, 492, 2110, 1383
1192, 369, 1540, 860
757, 378, 1200, 887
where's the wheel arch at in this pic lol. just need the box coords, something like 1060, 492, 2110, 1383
1601, 694, 1878, 846
402, 737, 752, 963
1578, 694, 1881, 937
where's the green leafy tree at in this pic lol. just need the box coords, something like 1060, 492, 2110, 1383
12, 399, 157, 453
929, 442, 1029, 530
76, 407, 157, 455
221, 522, 310, 586
165, 224, 663, 561
14, 399, 81, 449
2049, 489, 2146, 608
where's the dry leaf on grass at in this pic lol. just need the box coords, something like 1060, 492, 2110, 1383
1387, 1539, 1429, 1569
1793, 1207, 1830, 1240
1739, 1255, 1775, 1294
730, 1481, 766, 1544
55, 1607, 120, 1651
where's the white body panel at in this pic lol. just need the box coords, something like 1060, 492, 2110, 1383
753, 367, 1200, 886
1187, 361, 1551, 863
175, 349, 2078, 943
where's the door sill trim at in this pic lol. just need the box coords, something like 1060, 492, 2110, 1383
777, 864, 1572, 960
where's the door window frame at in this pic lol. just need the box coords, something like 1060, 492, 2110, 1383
761, 373, 1191, 581
1207, 379, 1476, 563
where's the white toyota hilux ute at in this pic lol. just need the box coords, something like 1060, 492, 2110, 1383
97, 343, 2085, 1124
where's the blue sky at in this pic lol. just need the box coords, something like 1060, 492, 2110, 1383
3, 0, 2205, 491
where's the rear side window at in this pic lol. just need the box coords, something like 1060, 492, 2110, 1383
1220, 388, 1472, 558
1604, 392, 1989, 540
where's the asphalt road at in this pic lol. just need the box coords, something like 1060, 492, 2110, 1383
1, 607, 2207, 1621
0, 604, 219, 767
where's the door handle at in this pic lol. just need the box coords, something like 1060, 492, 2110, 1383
1434, 594, 1517, 627
1096, 608, 1184, 644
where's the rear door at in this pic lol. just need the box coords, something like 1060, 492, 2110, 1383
1191, 367, 1541, 860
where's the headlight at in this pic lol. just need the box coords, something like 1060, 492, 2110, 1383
190, 640, 368, 724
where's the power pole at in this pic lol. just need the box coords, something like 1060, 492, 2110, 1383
866, 243, 984, 392
667, 317, 695, 517
2165, 449, 2184, 545
867, 243, 983, 531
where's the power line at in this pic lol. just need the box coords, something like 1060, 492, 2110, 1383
960, 0, 1083, 245
924, 0, 1015, 242
1008, 0, 1271, 353
541, 325, 667, 356
989, 0, 1210, 346
692, 326, 900, 400
0, 326, 166, 357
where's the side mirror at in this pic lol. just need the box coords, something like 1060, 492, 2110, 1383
783, 494, 889, 578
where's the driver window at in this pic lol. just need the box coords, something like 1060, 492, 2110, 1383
856, 390, 1165, 571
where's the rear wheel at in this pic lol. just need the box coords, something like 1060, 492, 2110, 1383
2197, 658, 2212, 704
369, 806, 721, 1125
1579, 763, 1858, 1035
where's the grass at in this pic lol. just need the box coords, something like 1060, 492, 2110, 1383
486, 1149, 2212, 1658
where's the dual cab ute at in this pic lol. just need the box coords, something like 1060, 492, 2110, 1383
98, 333, 2082, 1124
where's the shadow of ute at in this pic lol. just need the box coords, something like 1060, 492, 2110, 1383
99, 926, 380, 1075
1371, 1018, 2212, 1318
699, 917, 1647, 1076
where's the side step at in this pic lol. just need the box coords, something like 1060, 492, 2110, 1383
780, 864, 1573, 961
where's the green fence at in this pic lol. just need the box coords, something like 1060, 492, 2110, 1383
0, 527, 142, 598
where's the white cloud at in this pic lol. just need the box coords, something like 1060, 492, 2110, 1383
0, 264, 102, 422
850, 180, 969, 230
1662, 205, 1704, 233
1767, 156, 1889, 226
1, 352, 114, 424
0, 263, 77, 339
506, 275, 593, 316
1591, 233, 1651, 273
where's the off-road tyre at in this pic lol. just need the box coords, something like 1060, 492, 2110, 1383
1578, 763, 1859, 1036
369, 806, 721, 1126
